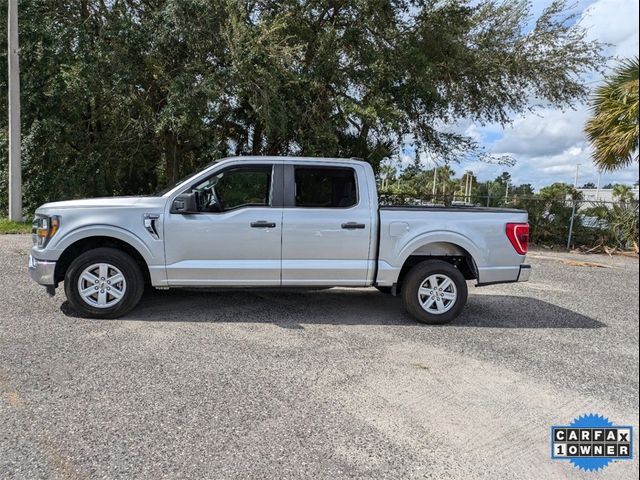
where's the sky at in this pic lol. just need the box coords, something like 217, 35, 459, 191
403, 0, 639, 191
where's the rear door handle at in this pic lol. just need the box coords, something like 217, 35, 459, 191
251, 221, 276, 228
341, 222, 366, 229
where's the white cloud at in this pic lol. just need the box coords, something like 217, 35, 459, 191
581, 0, 639, 57
492, 106, 590, 157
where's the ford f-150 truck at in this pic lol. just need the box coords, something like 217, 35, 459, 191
29, 156, 530, 324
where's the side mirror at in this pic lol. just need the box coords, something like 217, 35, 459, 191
171, 192, 198, 214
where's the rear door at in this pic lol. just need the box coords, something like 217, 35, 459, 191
281, 163, 373, 286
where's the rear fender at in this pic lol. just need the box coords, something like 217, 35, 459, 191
395, 231, 482, 268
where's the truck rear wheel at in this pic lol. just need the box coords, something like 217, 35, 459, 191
402, 260, 467, 324
64, 247, 144, 319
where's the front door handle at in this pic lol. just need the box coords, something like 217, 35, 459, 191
251, 221, 276, 228
341, 222, 366, 229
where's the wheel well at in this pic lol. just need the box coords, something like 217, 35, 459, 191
395, 248, 477, 292
54, 236, 151, 285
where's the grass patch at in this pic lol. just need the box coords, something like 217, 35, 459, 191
0, 218, 32, 234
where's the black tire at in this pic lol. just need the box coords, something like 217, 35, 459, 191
401, 260, 468, 324
64, 247, 145, 319
375, 286, 393, 294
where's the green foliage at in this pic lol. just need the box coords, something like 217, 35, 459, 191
605, 202, 639, 248
612, 184, 635, 203
539, 182, 582, 200
585, 56, 639, 172
511, 195, 575, 245
585, 200, 639, 249
511, 196, 639, 249
511, 183, 534, 196
1, 0, 605, 214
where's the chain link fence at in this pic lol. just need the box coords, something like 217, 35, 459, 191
378, 192, 639, 251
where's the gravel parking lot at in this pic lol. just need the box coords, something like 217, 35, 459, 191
1, 234, 638, 479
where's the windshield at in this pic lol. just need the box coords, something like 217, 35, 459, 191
153, 160, 220, 196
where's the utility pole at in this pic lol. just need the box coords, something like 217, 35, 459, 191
464, 171, 474, 204
566, 164, 580, 250
463, 173, 467, 202
486, 181, 490, 207
431, 165, 438, 198
8, 0, 22, 221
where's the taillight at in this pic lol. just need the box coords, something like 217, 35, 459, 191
506, 223, 529, 255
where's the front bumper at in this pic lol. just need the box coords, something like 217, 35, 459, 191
28, 255, 56, 286
517, 264, 531, 282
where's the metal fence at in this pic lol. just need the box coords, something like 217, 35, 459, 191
378, 192, 639, 250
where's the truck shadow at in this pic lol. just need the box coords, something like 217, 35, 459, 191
61, 288, 605, 329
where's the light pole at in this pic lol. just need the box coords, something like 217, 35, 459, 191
8, 0, 22, 221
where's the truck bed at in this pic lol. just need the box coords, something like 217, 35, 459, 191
375, 206, 528, 287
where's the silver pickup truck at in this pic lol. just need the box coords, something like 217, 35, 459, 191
29, 156, 530, 324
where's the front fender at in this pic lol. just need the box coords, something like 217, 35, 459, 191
47, 225, 156, 264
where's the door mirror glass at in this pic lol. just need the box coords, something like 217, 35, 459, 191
171, 192, 198, 214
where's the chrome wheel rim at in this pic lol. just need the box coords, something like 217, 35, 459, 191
77, 263, 127, 309
418, 274, 457, 314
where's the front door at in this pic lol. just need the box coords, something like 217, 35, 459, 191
164, 163, 283, 286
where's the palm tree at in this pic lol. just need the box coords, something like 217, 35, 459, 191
585, 57, 639, 171
612, 184, 634, 203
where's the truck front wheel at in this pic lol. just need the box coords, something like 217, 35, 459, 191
64, 247, 144, 319
402, 260, 468, 324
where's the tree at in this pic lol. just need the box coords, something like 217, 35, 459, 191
612, 184, 635, 203
585, 57, 639, 171
580, 182, 597, 189
472, 179, 508, 207
378, 157, 399, 190
1, 0, 606, 213
496, 172, 510, 184
539, 182, 582, 200
511, 184, 534, 197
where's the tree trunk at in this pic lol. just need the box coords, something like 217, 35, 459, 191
165, 133, 179, 183
251, 122, 263, 155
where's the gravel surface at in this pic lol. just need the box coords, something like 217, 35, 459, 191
1, 234, 638, 479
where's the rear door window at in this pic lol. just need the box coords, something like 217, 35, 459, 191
294, 167, 357, 208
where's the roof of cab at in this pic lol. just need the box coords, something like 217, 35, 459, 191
219, 155, 367, 164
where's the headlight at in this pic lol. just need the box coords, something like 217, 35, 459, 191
32, 215, 60, 247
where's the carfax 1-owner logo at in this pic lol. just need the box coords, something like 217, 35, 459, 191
551, 414, 634, 471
